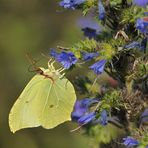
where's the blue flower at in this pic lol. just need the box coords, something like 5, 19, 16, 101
98, 0, 105, 20
71, 100, 87, 121
49, 48, 58, 58
141, 38, 147, 52
82, 52, 99, 61
78, 17, 101, 39
71, 98, 99, 121
56, 51, 77, 69
136, 18, 148, 34
133, 0, 148, 7
144, 12, 148, 16
78, 112, 96, 124
59, 0, 85, 9
123, 137, 139, 146
71, 99, 108, 126
90, 59, 107, 75
81, 98, 99, 107
82, 28, 99, 39
146, 145, 148, 148
49, 50, 77, 69
92, 110, 108, 125
140, 108, 148, 125
124, 41, 141, 49
124, 39, 147, 52
100, 110, 108, 125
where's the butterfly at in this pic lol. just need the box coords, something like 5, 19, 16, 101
9, 58, 76, 133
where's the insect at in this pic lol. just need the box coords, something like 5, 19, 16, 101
9, 56, 76, 133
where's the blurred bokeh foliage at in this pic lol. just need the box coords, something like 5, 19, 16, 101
0, 0, 92, 148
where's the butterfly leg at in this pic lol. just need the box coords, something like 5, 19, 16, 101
58, 67, 65, 73
48, 59, 56, 71
59, 73, 65, 79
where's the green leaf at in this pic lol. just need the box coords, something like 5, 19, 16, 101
9, 66, 76, 133
99, 43, 116, 60
110, 0, 122, 6
120, 6, 147, 24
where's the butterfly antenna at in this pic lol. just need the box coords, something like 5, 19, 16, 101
26, 53, 39, 72
40, 52, 51, 60
27, 65, 35, 73
26, 53, 36, 65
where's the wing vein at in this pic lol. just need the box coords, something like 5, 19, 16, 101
41, 81, 53, 114
53, 85, 60, 108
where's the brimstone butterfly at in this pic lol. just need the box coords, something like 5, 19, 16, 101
9, 61, 76, 133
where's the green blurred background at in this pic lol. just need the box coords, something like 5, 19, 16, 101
0, 0, 91, 148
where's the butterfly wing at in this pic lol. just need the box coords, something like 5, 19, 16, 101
9, 74, 76, 133
40, 76, 76, 129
